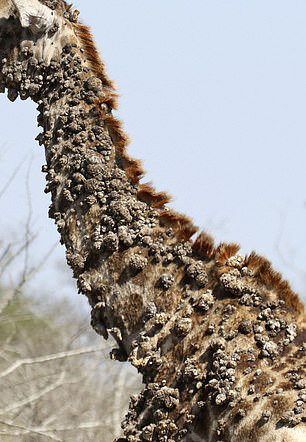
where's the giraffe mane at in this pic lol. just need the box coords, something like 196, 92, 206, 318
68, 5, 304, 317
71, 10, 200, 241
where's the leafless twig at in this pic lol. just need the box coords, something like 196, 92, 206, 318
0, 420, 64, 441
0, 345, 104, 379
0, 372, 66, 414
0, 154, 27, 201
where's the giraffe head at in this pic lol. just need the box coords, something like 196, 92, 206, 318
0, 0, 80, 100
0, 1, 70, 39
6, 0, 57, 33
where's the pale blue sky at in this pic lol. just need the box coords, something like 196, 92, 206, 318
0, 0, 305, 303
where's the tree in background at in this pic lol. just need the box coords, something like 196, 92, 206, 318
0, 234, 140, 442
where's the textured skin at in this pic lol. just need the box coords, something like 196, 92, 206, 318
0, 1, 305, 441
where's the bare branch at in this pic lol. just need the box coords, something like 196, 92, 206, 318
0, 232, 37, 281
0, 155, 27, 201
34, 420, 110, 432
112, 365, 128, 436
0, 240, 57, 315
0, 243, 12, 265
0, 372, 66, 414
0, 345, 104, 379
21, 156, 34, 285
0, 420, 63, 441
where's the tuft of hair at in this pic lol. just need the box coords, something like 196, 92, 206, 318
159, 210, 198, 241
74, 23, 118, 109
124, 158, 145, 184
245, 251, 266, 272
215, 242, 241, 264
246, 252, 304, 314
101, 114, 144, 184
192, 231, 215, 258
64, 1, 72, 11
137, 183, 172, 208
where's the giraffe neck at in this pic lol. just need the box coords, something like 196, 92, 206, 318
0, 2, 305, 441
0, 0, 199, 352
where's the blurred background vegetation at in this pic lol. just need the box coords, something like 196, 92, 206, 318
0, 230, 141, 442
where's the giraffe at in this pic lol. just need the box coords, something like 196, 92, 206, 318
0, 1, 305, 441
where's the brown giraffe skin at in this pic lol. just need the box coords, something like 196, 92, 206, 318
0, 1, 305, 441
